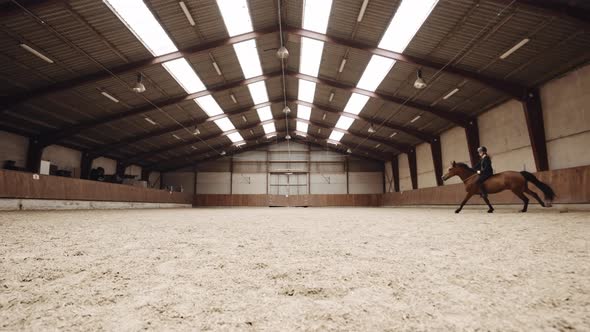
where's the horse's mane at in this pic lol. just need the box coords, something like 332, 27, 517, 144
455, 162, 474, 172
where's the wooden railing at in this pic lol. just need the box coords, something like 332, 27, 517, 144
0, 169, 193, 204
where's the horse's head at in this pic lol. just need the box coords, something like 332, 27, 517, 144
441, 161, 471, 182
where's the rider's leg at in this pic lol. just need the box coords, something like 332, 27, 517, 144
477, 176, 488, 198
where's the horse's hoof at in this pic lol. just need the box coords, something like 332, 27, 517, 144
520, 210, 527, 213
455, 209, 461, 214
487, 209, 494, 213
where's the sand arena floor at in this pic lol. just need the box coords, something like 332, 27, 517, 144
0, 207, 589, 331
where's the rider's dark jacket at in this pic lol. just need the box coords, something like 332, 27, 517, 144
473, 155, 493, 179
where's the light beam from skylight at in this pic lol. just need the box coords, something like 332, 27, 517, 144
329, 131, 344, 141
297, 105, 311, 120
262, 122, 276, 134
300, 37, 324, 77
302, 0, 333, 34
215, 0, 253, 36
298, 79, 316, 103
227, 132, 244, 143
356, 55, 396, 92
247, 81, 269, 105
104, 0, 177, 56
234, 39, 263, 79
163, 58, 206, 94
334, 116, 354, 131
342, 93, 370, 115
378, 0, 439, 53
215, 117, 237, 132
296, 121, 309, 133
195, 95, 224, 117
256, 106, 273, 122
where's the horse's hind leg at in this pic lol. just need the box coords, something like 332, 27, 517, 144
482, 195, 494, 213
512, 189, 529, 212
524, 186, 545, 207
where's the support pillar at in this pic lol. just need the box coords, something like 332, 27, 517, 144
25, 138, 44, 173
80, 152, 95, 179
141, 168, 151, 182
392, 155, 400, 192
116, 161, 126, 178
464, 120, 481, 167
522, 88, 549, 171
408, 148, 418, 190
430, 137, 443, 186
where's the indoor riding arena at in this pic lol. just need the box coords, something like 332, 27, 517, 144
1, 0, 589, 331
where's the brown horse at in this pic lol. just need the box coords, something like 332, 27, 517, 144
442, 161, 556, 213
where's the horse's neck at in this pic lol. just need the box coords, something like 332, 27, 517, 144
457, 169, 476, 182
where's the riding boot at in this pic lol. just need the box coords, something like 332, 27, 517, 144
479, 183, 488, 198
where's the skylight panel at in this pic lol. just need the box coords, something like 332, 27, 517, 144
216, 0, 253, 36
256, 106, 273, 122
298, 79, 316, 103
329, 131, 344, 141
233, 39, 263, 79
378, 0, 439, 53
163, 58, 206, 93
342, 93, 370, 115
227, 132, 244, 143
335, 116, 354, 130
104, 0, 178, 56
297, 105, 311, 120
296, 121, 309, 133
195, 95, 224, 117
302, 0, 333, 34
262, 122, 276, 134
214, 117, 236, 132
356, 55, 396, 92
247, 81, 269, 105
300, 37, 324, 77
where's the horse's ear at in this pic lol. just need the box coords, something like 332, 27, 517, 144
452, 161, 456, 166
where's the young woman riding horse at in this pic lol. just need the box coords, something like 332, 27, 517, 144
442, 146, 555, 213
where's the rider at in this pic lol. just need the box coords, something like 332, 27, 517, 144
473, 146, 493, 198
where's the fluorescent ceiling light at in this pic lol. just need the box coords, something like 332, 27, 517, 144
216, 0, 253, 36
297, 105, 311, 120
101, 91, 119, 103
410, 115, 421, 123
296, 121, 309, 133
338, 58, 347, 73
302, 0, 333, 34
20, 44, 53, 63
389, 132, 397, 137
144, 117, 157, 125
322, 113, 327, 120
227, 132, 244, 142
173, 134, 181, 140
375, 143, 381, 148
357, 55, 396, 92
378, 0, 438, 53
500, 38, 530, 59
230, 93, 237, 103
357, 0, 369, 22
191, 145, 197, 150
342, 93, 370, 115
104, 0, 177, 56
256, 106, 273, 121
241, 115, 247, 122
262, 122, 276, 134
215, 117, 236, 132
443, 88, 459, 100
233, 39, 263, 79
162, 58, 206, 93
247, 81, 269, 104
335, 116, 354, 130
298, 79, 316, 103
179, 1, 195, 26
300, 37, 324, 77
329, 92, 334, 102
212, 61, 222, 76
329, 131, 344, 141
195, 95, 224, 117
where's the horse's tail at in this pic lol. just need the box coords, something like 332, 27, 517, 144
520, 171, 556, 201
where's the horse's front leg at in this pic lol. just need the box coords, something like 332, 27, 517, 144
455, 192, 474, 213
